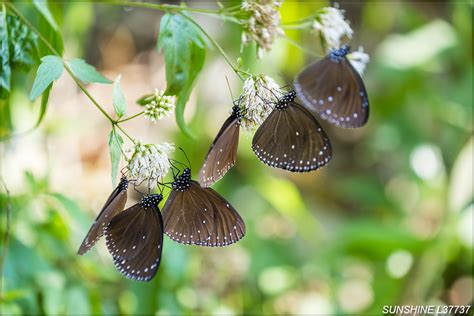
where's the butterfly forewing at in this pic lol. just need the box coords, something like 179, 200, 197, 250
294, 56, 369, 128
252, 101, 332, 172
162, 177, 245, 247
77, 179, 128, 255
105, 199, 164, 282
199, 116, 240, 187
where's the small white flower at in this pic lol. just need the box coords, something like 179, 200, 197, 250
144, 89, 175, 123
347, 46, 370, 76
241, 0, 284, 58
239, 75, 283, 131
312, 7, 353, 49
126, 141, 175, 189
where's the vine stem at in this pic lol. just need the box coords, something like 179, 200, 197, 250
6, 2, 135, 143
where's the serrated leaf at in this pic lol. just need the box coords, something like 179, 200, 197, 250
157, 13, 208, 138
113, 75, 126, 118
33, 0, 58, 31
108, 129, 123, 187
67, 58, 112, 84
29, 55, 63, 101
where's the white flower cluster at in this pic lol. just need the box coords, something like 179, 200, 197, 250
312, 7, 353, 49
347, 46, 370, 76
239, 75, 283, 130
126, 141, 175, 189
144, 89, 175, 123
241, 0, 285, 59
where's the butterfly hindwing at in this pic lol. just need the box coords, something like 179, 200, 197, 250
105, 195, 164, 282
162, 174, 245, 247
77, 179, 128, 255
252, 101, 332, 172
199, 115, 240, 187
294, 55, 369, 128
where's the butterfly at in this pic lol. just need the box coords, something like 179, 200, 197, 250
199, 105, 242, 187
77, 177, 129, 255
252, 90, 332, 172
162, 168, 245, 247
104, 194, 164, 282
294, 45, 369, 128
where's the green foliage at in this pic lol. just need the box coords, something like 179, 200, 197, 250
36, 2, 63, 56
29, 55, 63, 101
108, 129, 124, 187
112, 75, 126, 118
35, 84, 51, 127
67, 58, 112, 84
157, 13, 208, 138
1, 14, 38, 94
32, 0, 58, 31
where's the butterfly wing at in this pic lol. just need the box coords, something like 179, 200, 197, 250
294, 56, 369, 128
105, 205, 164, 281
162, 181, 245, 246
77, 187, 127, 255
252, 102, 332, 172
199, 116, 240, 187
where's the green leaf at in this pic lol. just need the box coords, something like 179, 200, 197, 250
35, 84, 52, 127
29, 55, 63, 101
1, 14, 38, 95
33, 0, 59, 31
108, 129, 123, 187
1, 9, 10, 92
37, 4, 63, 57
113, 75, 126, 118
157, 13, 208, 138
67, 58, 112, 84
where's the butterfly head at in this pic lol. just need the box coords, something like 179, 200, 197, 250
329, 45, 350, 63
118, 177, 129, 191
231, 105, 243, 121
172, 168, 192, 191
275, 91, 296, 111
141, 194, 163, 207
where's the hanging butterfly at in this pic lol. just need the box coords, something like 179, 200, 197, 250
199, 104, 243, 187
294, 45, 369, 128
252, 90, 332, 172
77, 177, 129, 255
162, 168, 245, 247
104, 193, 164, 282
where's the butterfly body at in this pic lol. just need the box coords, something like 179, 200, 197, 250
105, 194, 164, 282
199, 105, 242, 187
77, 177, 129, 255
294, 45, 369, 128
252, 91, 332, 172
163, 168, 245, 247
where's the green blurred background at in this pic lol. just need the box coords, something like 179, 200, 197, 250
1, 1, 472, 315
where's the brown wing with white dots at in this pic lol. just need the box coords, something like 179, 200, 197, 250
77, 181, 128, 255
252, 102, 332, 172
294, 56, 369, 128
199, 116, 240, 187
162, 180, 245, 246
105, 204, 164, 282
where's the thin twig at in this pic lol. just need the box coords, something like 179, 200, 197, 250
117, 111, 145, 123
0, 178, 12, 278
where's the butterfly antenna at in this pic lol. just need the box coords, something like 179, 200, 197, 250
177, 146, 192, 170
225, 76, 236, 101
